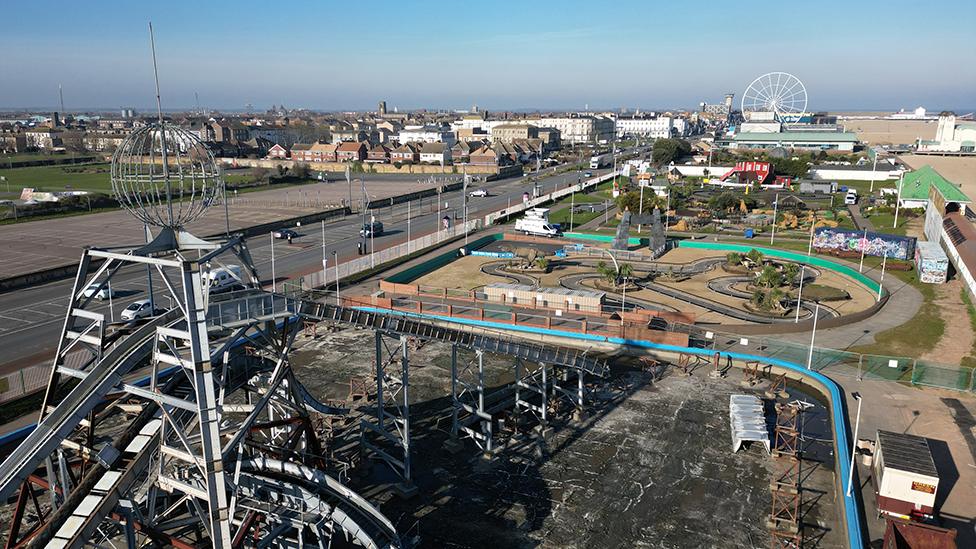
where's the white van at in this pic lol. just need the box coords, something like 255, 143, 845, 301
515, 208, 561, 237
844, 190, 858, 205
205, 265, 243, 292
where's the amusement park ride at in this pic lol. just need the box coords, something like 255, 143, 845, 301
0, 25, 608, 549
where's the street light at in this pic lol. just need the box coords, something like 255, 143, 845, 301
805, 302, 820, 370
333, 250, 339, 306
794, 265, 805, 323
270, 231, 276, 292
846, 392, 863, 498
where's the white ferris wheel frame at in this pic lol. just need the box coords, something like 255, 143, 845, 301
740, 72, 808, 121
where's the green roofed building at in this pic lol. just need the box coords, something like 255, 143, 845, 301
897, 165, 971, 209
729, 131, 858, 152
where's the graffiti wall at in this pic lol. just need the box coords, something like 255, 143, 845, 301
813, 228, 916, 260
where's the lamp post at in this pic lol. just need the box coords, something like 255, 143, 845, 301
846, 392, 863, 497
270, 231, 276, 292
878, 252, 887, 302
858, 228, 868, 273
807, 220, 815, 258
794, 265, 805, 323
333, 250, 339, 306
806, 302, 820, 370
893, 171, 904, 229
638, 182, 645, 233
770, 193, 779, 245
321, 220, 327, 285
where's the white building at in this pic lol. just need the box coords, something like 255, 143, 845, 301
536, 115, 614, 144
916, 112, 976, 153
614, 116, 674, 138
396, 126, 456, 146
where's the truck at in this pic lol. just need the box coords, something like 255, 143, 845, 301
514, 208, 561, 237
589, 152, 612, 169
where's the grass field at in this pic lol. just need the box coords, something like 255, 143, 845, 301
0, 162, 112, 192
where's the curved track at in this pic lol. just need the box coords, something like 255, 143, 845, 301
559, 273, 678, 312
706, 275, 840, 321
480, 260, 539, 286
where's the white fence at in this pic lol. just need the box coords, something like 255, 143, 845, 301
482, 171, 620, 226
0, 351, 87, 406
299, 219, 482, 290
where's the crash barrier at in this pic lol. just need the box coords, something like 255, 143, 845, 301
467, 250, 515, 259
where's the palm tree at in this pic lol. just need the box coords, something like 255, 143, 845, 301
618, 263, 634, 280
757, 265, 783, 288
596, 261, 617, 285
783, 263, 801, 286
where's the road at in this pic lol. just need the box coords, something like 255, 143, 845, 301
0, 163, 618, 372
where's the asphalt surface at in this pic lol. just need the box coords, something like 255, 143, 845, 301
0, 163, 618, 372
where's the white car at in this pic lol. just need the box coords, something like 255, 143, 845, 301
469, 188, 489, 198
82, 283, 114, 300
120, 299, 154, 321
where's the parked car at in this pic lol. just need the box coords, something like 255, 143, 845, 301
469, 188, 489, 198
120, 299, 154, 321
273, 229, 298, 240
82, 283, 114, 300
844, 190, 858, 205
360, 221, 384, 237
584, 171, 593, 177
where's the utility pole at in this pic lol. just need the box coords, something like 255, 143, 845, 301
770, 193, 779, 245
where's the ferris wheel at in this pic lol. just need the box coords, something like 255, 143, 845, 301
741, 72, 808, 121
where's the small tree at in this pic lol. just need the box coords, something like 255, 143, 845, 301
535, 257, 549, 270
726, 252, 742, 266
618, 263, 634, 281
252, 166, 270, 184
292, 163, 311, 179
783, 263, 801, 286
596, 261, 617, 285
757, 265, 782, 288
745, 248, 765, 267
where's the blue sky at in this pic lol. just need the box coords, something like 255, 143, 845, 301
2, 0, 974, 112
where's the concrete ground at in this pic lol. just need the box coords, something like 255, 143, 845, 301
0, 178, 437, 280
841, 379, 976, 547
289, 326, 846, 548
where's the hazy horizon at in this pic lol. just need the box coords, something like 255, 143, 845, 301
2, 0, 974, 113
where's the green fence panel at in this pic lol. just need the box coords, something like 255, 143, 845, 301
861, 354, 913, 382
676, 241, 882, 294
912, 361, 974, 391
564, 232, 646, 246
386, 234, 502, 283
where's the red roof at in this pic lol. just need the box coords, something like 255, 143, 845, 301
337, 141, 365, 152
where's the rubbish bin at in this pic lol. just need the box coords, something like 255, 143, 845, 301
744, 228, 754, 239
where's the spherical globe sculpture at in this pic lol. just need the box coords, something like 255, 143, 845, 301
111, 123, 222, 228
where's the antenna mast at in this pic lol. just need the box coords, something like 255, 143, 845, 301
148, 21, 174, 226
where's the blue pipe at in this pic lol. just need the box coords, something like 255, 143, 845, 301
352, 306, 866, 548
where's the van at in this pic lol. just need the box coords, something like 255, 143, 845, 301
844, 191, 858, 205
205, 265, 243, 292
